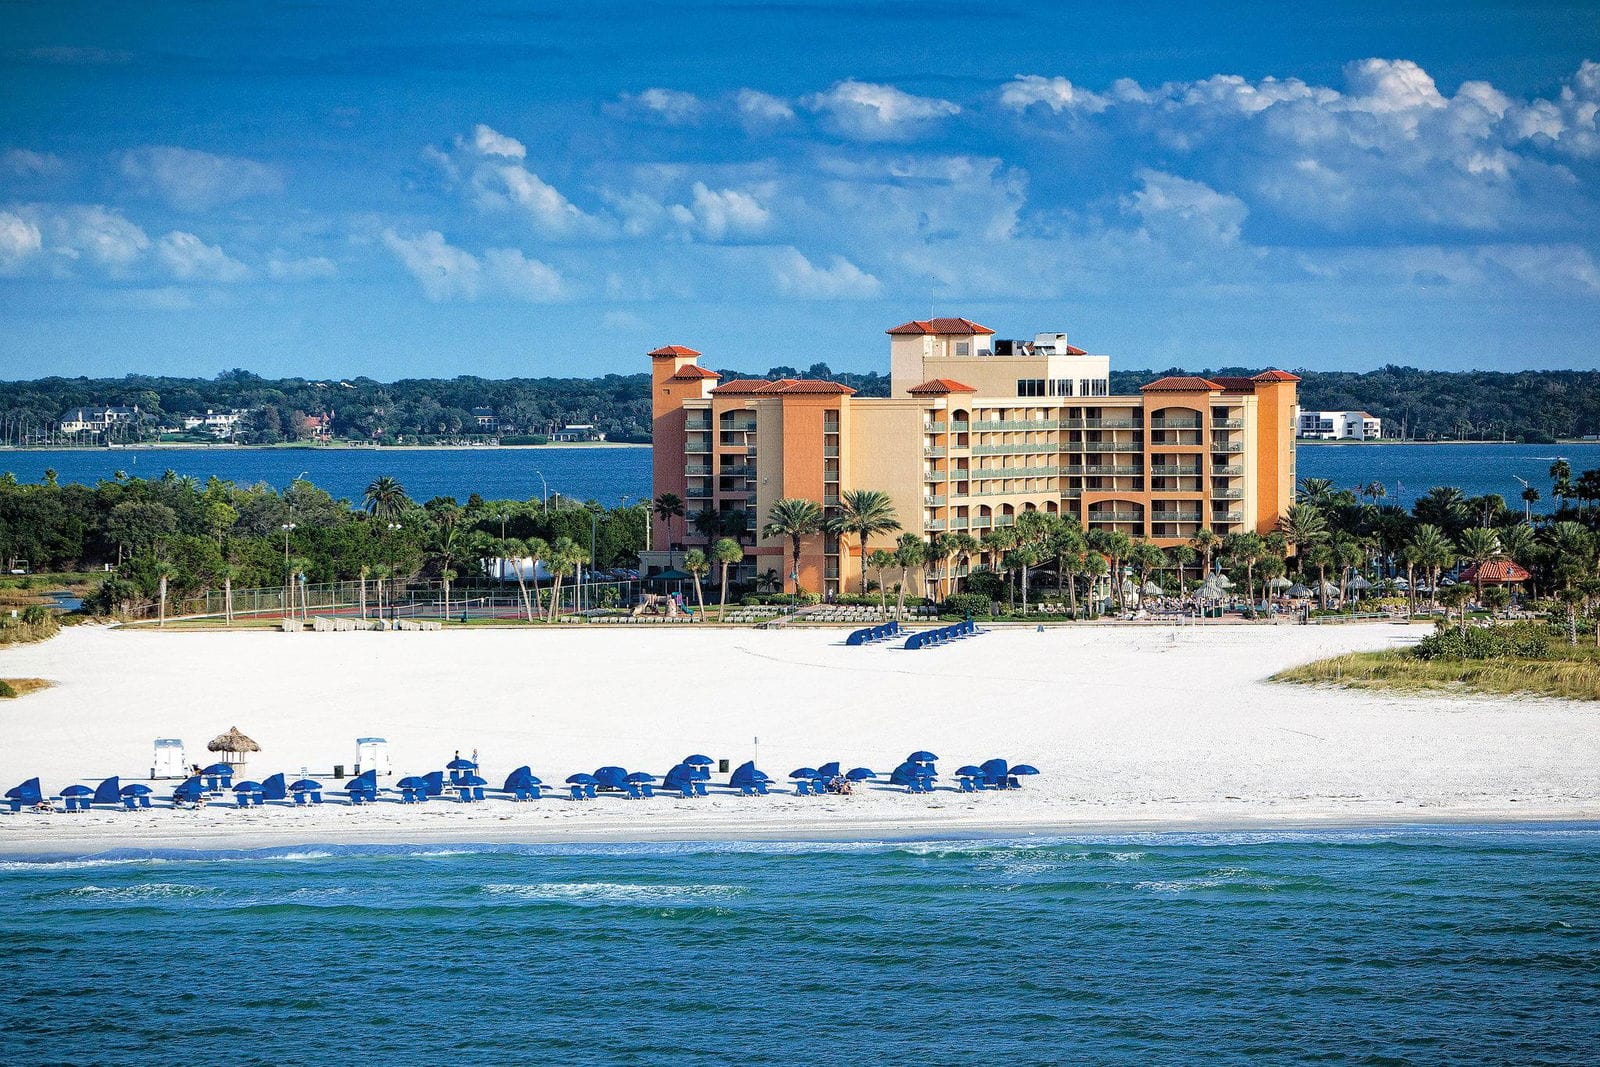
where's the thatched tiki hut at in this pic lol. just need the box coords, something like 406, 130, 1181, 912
208, 726, 261, 772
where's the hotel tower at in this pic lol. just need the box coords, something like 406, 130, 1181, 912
647, 318, 1297, 597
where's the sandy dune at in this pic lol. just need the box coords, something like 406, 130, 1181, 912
1, 621, 1596, 853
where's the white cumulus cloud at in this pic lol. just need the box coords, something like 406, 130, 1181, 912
156, 231, 250, 282
770, 248, 880, 298
736, 89, 796, 124
609, 87, 703, 124
0, 211, 43, 274
803, 80, 960, 141
267, 254, 337, 281
121, 146, 284, 211
383, 229, 566, 302
999, 75, 1107, 114
471, 123, 526, 158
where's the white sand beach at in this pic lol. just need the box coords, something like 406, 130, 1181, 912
1, 621, 1596, 854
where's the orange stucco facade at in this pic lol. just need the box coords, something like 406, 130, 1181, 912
646, 322, 1298, 597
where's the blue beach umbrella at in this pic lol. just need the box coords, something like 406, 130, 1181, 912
458, 774, 487, 788
447, 757, 477, 770
682, 754, 714, 766
261, 773, 288, 801
93, 777, 122, 805
845, 768, 877, 781
624, 771, 658, 784
980, 758, 1009, 779
907, 751, 938, 763
421, 770, 445, 796
172, 777, 205, 802
290, 779, 323, 793
231, 781, 263, 793
816, 761, 841, 778
593, 766, 629, 789
60, 784, 94, 797
201, 763, 232, 776
120, 783, 153, 797
955, 765, 983, 778
6, 778, 43, 804
502, 767, 536, 792
565, 773, 599, 786
1010, 765, 1040, 776
396, 776, 426, 791
789, 767, 820, 779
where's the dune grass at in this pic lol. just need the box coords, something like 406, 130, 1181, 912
0, 678, 53, 699
1273, 647, 1600, 702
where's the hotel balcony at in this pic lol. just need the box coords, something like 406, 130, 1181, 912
948, 420, 970, 432
718, 464, 754, 477
823, 493, 840, 506
925, 493, 947, 505
972, 442, 1056, 456
685, 436, 711, 453
924, 445, 946, 458
1150, 464, 1202, 477
824, 445, 839, 457
686, 487, 712, 500
1211, 488, 1244, 500
1214, 417, 1245, 429
973, 419, 1061, 431
973, 465, 1058, 479
1061, 418, 1141, 429
1087, 511, 1144, 523
684, 464, 711, 477
1062, 464, 1143, 476
1073, 442, 1143, 453
1211, 510, 1244, 523
684, 417, 711, 432
1212, 441, 1246, 453
925, 519, 946, 531
1149, 417, 1202, 429
1151, 512, 1203, 524
948, 517, 970, 529
1213, 463, 1244, 476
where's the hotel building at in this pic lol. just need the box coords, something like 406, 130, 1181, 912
647, 319, 1298, 597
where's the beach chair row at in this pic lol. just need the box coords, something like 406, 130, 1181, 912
903, 618, 980, 650
845, 620, 903, 646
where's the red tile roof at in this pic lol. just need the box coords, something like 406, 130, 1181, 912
886, 317, 996, 336
1252, 369, 1301, 382
1057, 343, 1088, 355
712, 378, 855, 396
666, 365, 720, 381
1140, 376, 1223, 392
649, 344, 702, 357
712, 378, 774, 395
1209, 376, 1258, 392
1459, 560, 1532, 583
907, 378, 978, 395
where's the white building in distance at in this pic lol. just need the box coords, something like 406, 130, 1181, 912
1297, 409, 1382, 440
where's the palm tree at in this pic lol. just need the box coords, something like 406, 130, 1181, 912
370, 563, 391, 619
1407, 524, 1455, 610
1520, 485, 1541, 521
288, 556, 312, 618
893, 532, 926, 618
925, 532, 957, 603
1190, 527, 1220, 580
1088, 529, 1132, 611
1128, 540, 1165, 605
1456, 526, 1503, 601
981, 527, 1019, 611
951, 533, 980, 595
363, 475, 409, 520
155, 562, 177, 627
219, 563, 239, 625
652, 493, 686, 566
524, 536, 550, 615
827, 489, 899, 595
1332, 534, 1362, 602
867, 548, 896, 619
1298, 477, 1335, 506
691, 507, 723, 548
1550, 458, 1573, 508
683, 548, 710, 618
1277, 503, 1328, 561
1166, 544, 1196, 598
762, 498, 823, 595
1081, 552, 1109, 618
499, 537, 536, 622
1304, 541, 1335, 608
440, 568, 458, 620
1047, 518, 1086, 617
1222, 531, 1266, 609
711, 537, 742, 621
1439, 581, 1472, 638
545, 536, 587, 622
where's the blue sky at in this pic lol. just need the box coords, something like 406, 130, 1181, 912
2, 0, 1599, 379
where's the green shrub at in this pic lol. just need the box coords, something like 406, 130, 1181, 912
0, 679, 15, 698
1413, 621, 1551, 661
943, 593, 992, 618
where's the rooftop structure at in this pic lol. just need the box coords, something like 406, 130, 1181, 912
647, 319, 1298, 597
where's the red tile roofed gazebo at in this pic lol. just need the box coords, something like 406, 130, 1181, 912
1458, 560, 1532, 585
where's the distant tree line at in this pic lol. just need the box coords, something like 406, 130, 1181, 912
2, 363, 1598, 445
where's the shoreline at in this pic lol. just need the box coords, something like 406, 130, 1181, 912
3, 809, 1596, 860
0, 441, 648, 453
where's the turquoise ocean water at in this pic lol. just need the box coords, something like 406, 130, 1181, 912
3, 442, 1600, 506
3, 827, 1598, 1062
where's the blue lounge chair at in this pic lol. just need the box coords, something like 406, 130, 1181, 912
789, 768, 821, 796
593, 766, 630, 792
1009, 765, 1040, 789
60, 784, 94, 812
980, 758, 1010, 790
172, 777, 206, 807
120, 783, 154, 809
955, 765, 983, 792
201, 763, 234, 792
421, 770, 445, 798
566, 773, 599, 800
346, 769, 379, 804
455, 774, 487, 802
93, 776, 122, 809
231, 781, 265, 808
6, 777, 43, 812
261, 773, 288, 802
502, 766, 543, 801
290, 779, 324, 805
662, 764, 701, 799
446, 757, 478, 787
625, 772, 657, 799
729, 761, 772, 796
396, 776, 427, 803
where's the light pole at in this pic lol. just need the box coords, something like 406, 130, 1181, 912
280, 522, 296, 617
532, 468, 548, 514
1513, 476, 1531, 522
385, 522, 402, 617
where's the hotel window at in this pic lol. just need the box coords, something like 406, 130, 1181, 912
1048, 378, 1072, 396
1088, 379, 1109, 397
1016, 379, 1046, 398
955, 342, 970, 356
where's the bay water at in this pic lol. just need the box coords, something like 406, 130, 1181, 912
3, 827, 1597, 1062
3, 442, 1600, 507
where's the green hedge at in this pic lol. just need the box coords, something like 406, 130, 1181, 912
1412, 621, 1551, 661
